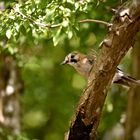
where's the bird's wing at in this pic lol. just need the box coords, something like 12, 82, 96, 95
87, 50, 97, 65
113, 68, 140, 86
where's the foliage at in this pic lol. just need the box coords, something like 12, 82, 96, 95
0, 0, 95, 50
0, 0, 131, 140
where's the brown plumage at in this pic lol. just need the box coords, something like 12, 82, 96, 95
61, 51, 140, 87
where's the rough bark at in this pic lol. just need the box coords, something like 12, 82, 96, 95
0, 54, 23, 137
125, 38, 140, 140
67, 1, 140, 140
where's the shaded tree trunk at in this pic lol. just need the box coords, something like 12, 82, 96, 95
67, 0, 140, 140
0, 54, 23, 138
125, 38, 140, 140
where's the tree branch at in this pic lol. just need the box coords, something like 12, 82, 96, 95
13, 4, 111, 30
13, 4, 61, 28
79, 19, 111, 26
67, 1, 140, 140
133, 0, 140, 6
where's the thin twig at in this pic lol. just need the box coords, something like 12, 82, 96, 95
13, 4, 61, 28
13, 4, 110, 29
79, 19, 110, 26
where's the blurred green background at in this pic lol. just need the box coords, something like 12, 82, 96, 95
0, 0, 134, 140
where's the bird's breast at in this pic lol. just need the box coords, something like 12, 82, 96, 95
74, 63, 92, 77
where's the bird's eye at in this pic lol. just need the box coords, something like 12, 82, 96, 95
71, 55, 75, 59
71, 59, 77, 63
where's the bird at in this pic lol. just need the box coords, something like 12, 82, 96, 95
61, 51, 140, 87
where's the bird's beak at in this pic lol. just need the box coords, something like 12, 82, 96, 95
60, 60, 67, 65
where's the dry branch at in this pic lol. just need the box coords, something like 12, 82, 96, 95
67, 1, 140, 140
79, 19, 111, 26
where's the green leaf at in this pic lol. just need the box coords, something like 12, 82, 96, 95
53, 27, 62, 46
6, 29, 12, 39
67, 30, 73, 39
62, 20, 69, 27
20, 25, 26, 35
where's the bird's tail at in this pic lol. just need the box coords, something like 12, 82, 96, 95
114, 68, 140, 87
121, 75, 140, 86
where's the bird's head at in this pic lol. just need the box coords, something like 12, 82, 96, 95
61, 51, 82, 66
61, 51, 96, 77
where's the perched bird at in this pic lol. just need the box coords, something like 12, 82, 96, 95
61, 51, 140, 86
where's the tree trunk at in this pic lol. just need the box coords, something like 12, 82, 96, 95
125, 38, 140, 140
67, 0, 140, 139
0, 54, 24, 138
